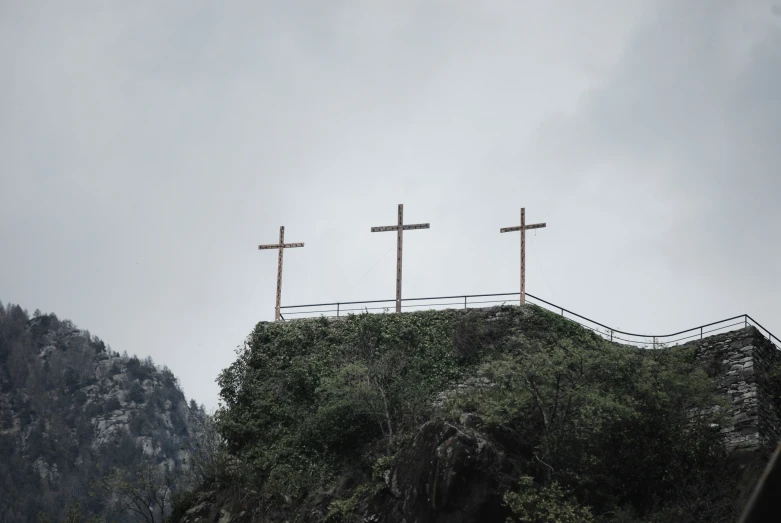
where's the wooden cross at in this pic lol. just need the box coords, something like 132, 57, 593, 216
500, 207, 546, 305
371, 204, 430, 313
258, 226, 304, 321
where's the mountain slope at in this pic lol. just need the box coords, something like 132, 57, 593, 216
0, 301, 204, 523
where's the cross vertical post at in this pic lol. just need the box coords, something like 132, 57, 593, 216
397, 204, 403, 314
276, 227, 285, 321
371, 204, 430, 313
258, 226, 305, 321
500, 207, 546, 305
521, 207, 525, 305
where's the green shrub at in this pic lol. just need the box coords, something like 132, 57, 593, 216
0, 433, 15, 459
0, 407, 13, 429
504, 476, 594, 523
126, 356, 153, 382
128, 382, 145, 404
214, 306, 737, 520
104, 397, 121, 413
216, 310, 471, 501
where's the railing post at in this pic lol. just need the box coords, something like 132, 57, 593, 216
700, 326, 703, 340
561, 308, 564, 316
337, 303, 340, 318
745, 316, 748, 329
653, 337, 656, 349
464, 296, 467, 309
610, 330, 613, 342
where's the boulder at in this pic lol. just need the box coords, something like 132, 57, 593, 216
365, 419, 516, 523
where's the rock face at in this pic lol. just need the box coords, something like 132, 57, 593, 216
174, 418, 522, 523
365, 418, 517, 523
0, 305, 204, 523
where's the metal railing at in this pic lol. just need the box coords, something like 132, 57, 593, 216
279, 292, 779, 350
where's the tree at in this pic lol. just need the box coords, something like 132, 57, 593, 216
181, 413, 231, 488
504, 476, 594, 523
38, 502, 101, 523
7, 341, 30, 390
96, 463, 176, 523
313, 362, 388, 453
128, 382, 145, 404
463, 334, 728, 516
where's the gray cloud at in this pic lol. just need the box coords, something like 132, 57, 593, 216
523, 0, 781, 315
1, 1, 778, 409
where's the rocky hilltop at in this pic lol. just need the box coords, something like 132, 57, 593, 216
0, 301, 205, 522
173, 305, 781, 523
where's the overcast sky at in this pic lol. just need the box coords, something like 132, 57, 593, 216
2, 0, 779, 411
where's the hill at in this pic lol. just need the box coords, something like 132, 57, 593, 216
174, 305, 781, 523
0, 301, 206, 522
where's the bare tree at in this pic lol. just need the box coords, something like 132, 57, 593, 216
182, 412, 232, 488
38, 502, 101, 523
97, 463, 175, 523
331, 349, 405, 454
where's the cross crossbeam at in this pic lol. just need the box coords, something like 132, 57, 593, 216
258, 226, 304, 321
500, 207, 546, 305
371, 224, 430, 232
500, 223, 546, 233
371, 204, 430, 313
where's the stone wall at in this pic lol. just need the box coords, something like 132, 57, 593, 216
689, 326, 780, 454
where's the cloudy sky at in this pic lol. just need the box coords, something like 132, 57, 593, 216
2, 0, 779, 410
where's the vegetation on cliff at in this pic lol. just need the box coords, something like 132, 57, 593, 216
0, 301, 205, 523
196, 305, 749, 522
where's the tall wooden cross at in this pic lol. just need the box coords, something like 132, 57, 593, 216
371, 204, 430, 313
500, 207, 546, 305
258, 226, 304, 321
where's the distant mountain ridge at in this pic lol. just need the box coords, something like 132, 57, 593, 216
0, 301, 204, 522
